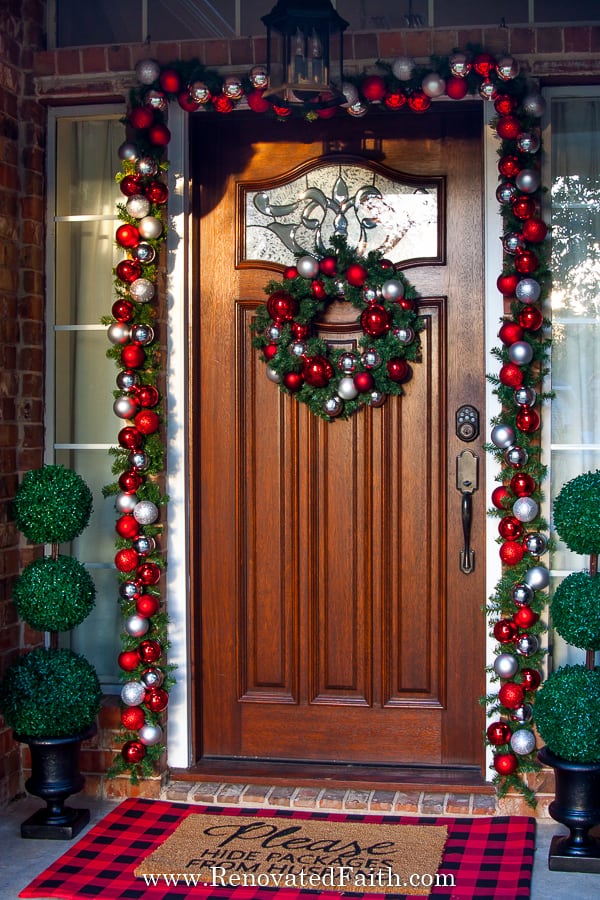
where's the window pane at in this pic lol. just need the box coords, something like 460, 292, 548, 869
534, 0, 600, 23
67, 568, 121, 685
149, 0, 236, 40
55, 330, 116, 444
434, 0, 528, 27
56, 0, 142, 46
55, 448, 118, 562
55, 220, 118, 325
56, 119, 123, 217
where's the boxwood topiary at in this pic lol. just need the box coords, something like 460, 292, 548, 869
13, 465, 93, 545
12, 555, 96, 632
550, 570, 600, 651
553, 470, 600, 556
534, 665, 600, 763
0, 648, 102, 738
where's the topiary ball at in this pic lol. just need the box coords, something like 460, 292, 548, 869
534, 665, 600, 762
12, 555, 96, 632
553, 470, 600, 555
13, 465, 93, 545
0, 647, 102, 738
551, 571, 600, 651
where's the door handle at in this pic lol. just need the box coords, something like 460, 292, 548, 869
456, 449, 479, 574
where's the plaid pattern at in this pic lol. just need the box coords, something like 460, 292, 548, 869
19, 798, 535, 900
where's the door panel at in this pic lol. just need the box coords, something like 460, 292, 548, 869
191, 108, 485, 769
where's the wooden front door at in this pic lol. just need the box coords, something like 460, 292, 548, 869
191, 106, 485, 771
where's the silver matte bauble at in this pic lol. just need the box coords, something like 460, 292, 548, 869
496, 56, 519, 81
145, 89, 167, 111
392, 56, 415, 80
514, 386, 537, 407
129, 450, 149, 470
494, 652, 519, 679
381, 278, 405, 301
190, 81, 211, 103
291, 341, 306, 357
324, 395, 344, 417
119, 580, 139, 600
524, 565, 550, 590
296, 255, 320, 279
117, 370, 139, 392
139, 723, 163, 746
113, 395, 138, 420
496, 182, 517, 204
125, 614, 150, 638
250, 65, 268, 89
118, 141, 139, 162
503, 232, 525, 255
523, 532, 548, 556
422, 72, 446, 97
126, 194, 151, 219
140, 667, 164, 689
479, 80, 498, 102
135, 58, 161, 85
515, 634, 540, 657
448, 52, 471, 77
504, 446, 529, 467
510, 728, 536, 755
394, 326, 415, 344
132, 242, 156, 264
491, 424, 516, 449
338, 376, 359, 400
107, 322, 131, 345
121, 681, 146, 707
521, 93, 546, 118
135, 156, 158, 178
508, 340, 534, 366
511, 582, 534, 607
338, 352, 357, 373
130, 324, 155, 345
134, 500, 159, 525
516, 132, 541, 154
515, 277, 541, 303
362, 348, 382, 369
510, 703, 533, 723
513, 496, 539, 523
347, 101, 368, 118
130, 278, 155, 303
341, 82, 359, 107
223, 76, 243, 100
266, 367, 281, 383
515, 168, 541, 194
138, 215, 163, 240
115, 492, 138, 514
134, 535, 156, 556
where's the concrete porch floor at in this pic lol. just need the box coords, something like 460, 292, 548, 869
1, 794, 599, 899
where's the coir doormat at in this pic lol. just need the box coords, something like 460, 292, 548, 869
19, 798, 536, 900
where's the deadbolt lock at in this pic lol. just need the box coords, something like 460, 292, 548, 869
456, 405, 480, 442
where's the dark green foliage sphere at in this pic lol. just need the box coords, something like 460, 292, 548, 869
12, 555, 96, 632
13, 465, 93, 545
534, 665, 600, 762
553, 470, 600, 555
551, 571, 600, 651
0, 648, 102, 738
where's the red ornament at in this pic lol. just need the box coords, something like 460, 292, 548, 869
284, 267, 298, 280
521, 217, 547, 243
138, 639, 162, 663
513, 606, 540, 628
147, 123, 171, 147
311, 279, 326, 299
496, 273, 520, 297
360, 304, 390, 336
499, 363, 524, 388
494, 94, 518, 116
519, 305, 543, 331
316, 96, 338, 118
137, 562, 161, 585
445, 76, 468, 100
177, 90, 201, 112
118, 470, 143, 493
487, 721, 512, 746
493, 618, 519, 643
116, 260, 142, 285
473, 52, 495, 78
283, 371, 304, 392
319, 256, 337, 277
498, 155, 522, 178
115, 548, 139, 573
213, 95, 234, 114
116, 514, 141, 540
116, 224, 140, 249
346, 262, 368, 287
145, 180, 169, 204
512, 196, 536, 220
303, 355, 333, 388
267, 290, 299, 321
353, 371, 375, 393
387, 358, 412, 383
118, 650, 141, 671
398, 296, 415, 311
498, 682, 525, 710
118, 426, 144, 450
121, 740, 146, 763
120, 174, 142, 197
136, 594, 161, 617
408, 90, 431, 113
515, 250, 539, 274
135, 410, 160, 434
291, 322, 310, 340
498, 321, 524, 345
493, 752, 519, 775
361, 75, 387, 102
491, 486, 510, 509
510, 473, 536, 497
272, 105, 291, 117
516, 408, 541, 433
246, 89, 270, 113
136, 385, 160, 408
496, 116, 522, 140
144, 687, 169, 712
120, 344, 146, 369
498, 516, 524, 540
159, 68, 182, 94
384, 90, 407, 109
128, 106, 155, 130
520, 668, 542, 691
263, 343, 277, 361
500, 540, 525, 566
112, 299, 135, 322
121, 706, 145, 730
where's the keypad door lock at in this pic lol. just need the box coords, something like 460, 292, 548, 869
456, 405, 480, 442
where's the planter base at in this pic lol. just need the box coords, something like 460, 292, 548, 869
549, 833, 600, 873
21, 805, 90, 840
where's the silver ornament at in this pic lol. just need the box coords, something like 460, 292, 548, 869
113, 395, 138, 419
129, 451, 149, 471
515, 278, 541, 303
394, 326, 415, 344
296, 255, 320, 279
130, 278, 155, 303
479, 80, 498, 102
121, 681, 146, 706
250, 65, 268, 89
362, 348, 382, 369
504, 446, 529, 467
266, 324, 282, 342
508, 340, 534, 366
335, 279, 347, 296
138, 216, 163, 240
515, 633, 540, 656
496, 56, 519, 81
422, 72, 446, 98
134, 535, 156, 556
145, 89, 167, 112
132, 242, 156, 264
190, 81, 211, 103
369, 390, 386, 407
134, 500, 159, 525
135, 58, 161, 85
494, 652, 519, 679
521, 93, 546, 118
363, 286, 379, 303
341, 82, 359, 107
223, 76, 244, 100
392, 56, 415, 81
117, 371, 139, 392
139, 723, 163, 746
503, 232, 525, 255
510, 728, 536, 756
140, 667, 164, 688
523, 532, 548, 556
491, 424, 516, 449
125, 194, 151, 219
515, 386, 537, 407
496, 182, 517, 204
513, 496, 539, 523
115, 492, 138, 514
338, 376, 359, 400
266, 367, 281, 383
291, 341, 306, 357
338, 352, 358, 373
515, 168, 541, 194
516, 132, 541, 154
125, 614, 150, 638
118, 141, 139, 162
135, 156, 158, 178
107, 322, 131, 345
381, 278, 405, 301
511, 583, 534, 607
119, 580, 139, 600
324, 395, 344, 417
130, 324, 155, 345
510, 703, 533, 723
448, 52, 471, 77
347, 101, 368, 118
524, 565, 550, 590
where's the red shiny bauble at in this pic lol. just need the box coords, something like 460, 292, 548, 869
516, 408, 541, 433
498, 516, 524, 540
319, 256, 337, 277
521, 217, 547, 243
267, 290, 299, 321
519, 305, 543, 332
498, 682, 525, 710
493, 618, 519, 643
116, 260, 142, 284
408, 90, 431, 113
120, 174, 142, 197
246, 89, 270, 113
513, 606, 540, 628
177, 90, 201, 112
316, 98, 338, 119
118, 426, 144, 450
510, 473, 536, 497
119, 470, 143, 493
353, 371, 375, 393
284, 267, 298, 280
487, 721, 512, 745
112, 299, 135, 322
384, 90, 407, 109
498, 321, 524, 345
283, 371, 304, 392
129, 105, 154, 130
145, 180, 169, 204
136, 385, 160, 408
473, 52, 495, 77
138, 639, 162, 663
121, 706, 145, 730
303, 355, 333, 388
494, 94, 518, 116
291, 322, 310, 340
361, 75, 387, 102
498, 363, 524, 388
137, 562, 161, 585
136, 594, 161, 617
398, 297, 415, 311
263, 343, 277, 361
272, 105, 291, 117
491, 486, 510, 509
520, 668, 542, 692
500, 540, 525, 566
148, 123, 171, 146
361, 304, 390, 337
496, 115, 521, 140
494, 752, 518, 775
387, 358, 412, 383
498, 155, 522, 178
118, 650, 141, 671
145, 687, 169, 712
445, 76, 468, 100
213, 95, 234, 114
115, 548, 139, 572
116, 514, 141, 539
311, 279, 326, 299
515, 250, 539, 274
121, 344, 146, 368
121, 740, 146, 763
496, 273, 520, 297
135, 410, 160, 434
346, 262, 368, 287
512, 196, 536, 220
116, 224, 140, 249
159, 68, 182, 94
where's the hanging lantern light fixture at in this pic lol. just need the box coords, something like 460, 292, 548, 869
261, 0, 349, 110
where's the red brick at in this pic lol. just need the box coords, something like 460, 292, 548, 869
537, 27, 563, 54
510, 28, 536, 54
81, 46, 107, 73
353, 32, 380, 61
204, 40, 230, 67
56, 48, 81, 76
565, 26, 591, 53
106, 45, 132, 72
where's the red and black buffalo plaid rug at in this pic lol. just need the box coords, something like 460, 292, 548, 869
19, 798, 535, 900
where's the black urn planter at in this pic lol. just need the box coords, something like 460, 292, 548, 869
15, 724, 96, 840
538, 746, 600, 873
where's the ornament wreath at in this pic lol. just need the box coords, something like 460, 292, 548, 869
251, 235, 423, 420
